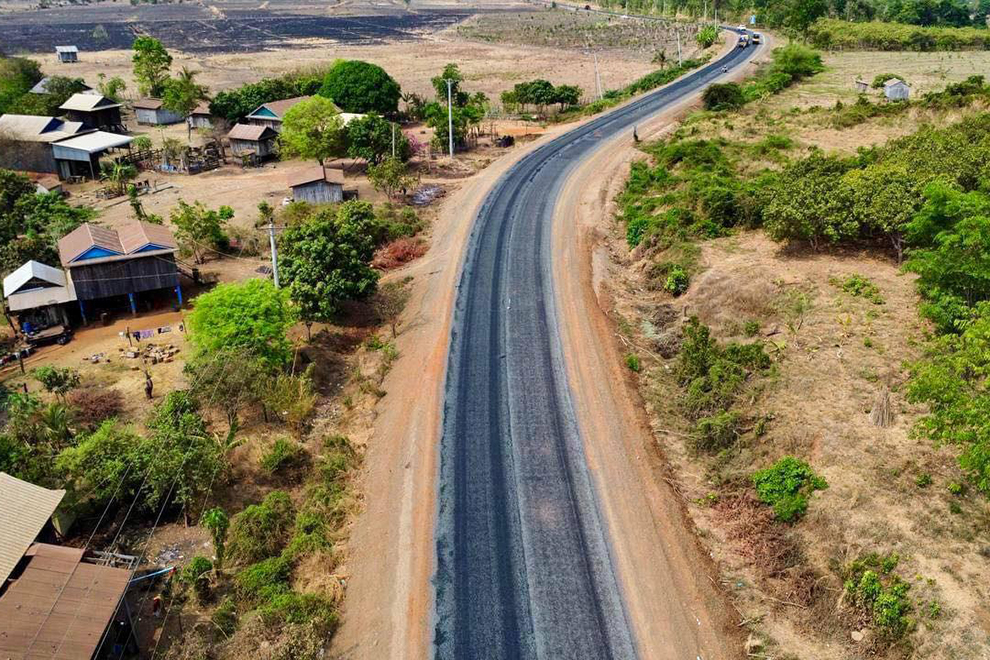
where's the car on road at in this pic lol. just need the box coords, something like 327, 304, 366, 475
752, 32, 762, 43
738, 34, 750, 47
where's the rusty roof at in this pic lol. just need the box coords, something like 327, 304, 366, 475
0, 474, 65, 586
191, 101, 211, 116
0, 543, 130, 660
287, 165, 345, 188
132, 98, 163, 110
227, 123, 276, 141
57, 222, 177, 266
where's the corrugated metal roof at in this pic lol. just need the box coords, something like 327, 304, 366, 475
52, 131, 133, 154
0, 474, 65, 586
59, 93, 121, 112
287, 165, 345, 188
58, 222, 177, 266
29, 77, 93, 95
55, 45, 78, 53
191, 101, 211, 116
227, 123, 276, 141
0, 115, 89, 143
247, 95, 314, 120
132, 98, 163, 110
3, 260, 67, 298
0, 543, 130, 660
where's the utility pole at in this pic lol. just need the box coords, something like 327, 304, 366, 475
445, 78, 455, 159
676, 30, 682, 65
267, 223, 280, 289
392, 122, 396, 158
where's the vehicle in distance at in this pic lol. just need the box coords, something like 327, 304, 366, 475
738, 34, 750, 47
752, 32, 762, 43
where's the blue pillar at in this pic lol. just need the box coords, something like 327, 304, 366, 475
78, 299, 87, 325
128, 292, 137, 316
175, 285, 183, 306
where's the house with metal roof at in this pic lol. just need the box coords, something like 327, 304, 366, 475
57, 221, 183, 322
0, 114, 91, 175
50, 131, 134, 180
246, 95, 323, 132
133, 98, 184, 126
55, 45, 79, 63
60, 93, 124, 133
3, 260, 77, 329
884, 78, 910, 101
29, 76, 94, 95
228, 123, 278, 161
288, 165, 345, 204
187, 101, 213, 130
0, 474, 136, 660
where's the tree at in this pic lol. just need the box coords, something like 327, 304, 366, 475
56, 420, 141, 507
347, 113, 410, 164
186, 346, 269, 435
33, 366, 80, 402
100, 161, 137, 196
97, 73, 127, 102
170, 199, 232, 264
431, 63, 469, 107
695, 24, 719, 48
132, 36, 172, 98
201, 507, 230, 568
319, 59, 401, 115
843, 163, 924, 261
0, 57, 42, 114
703, 83, 745, 111
35, 76, 89, 115
372, 280, 410, 338
424, 101, 468, 152
554, 84, 581, 110
162, 66, 209, 139
187, 279, 298, 367
279, 96, 347, 167
367, 156, 416, 201
278, 205, 380, 337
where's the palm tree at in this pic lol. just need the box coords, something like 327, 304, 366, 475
100, 160, 137, 196
162, 66, 210, 140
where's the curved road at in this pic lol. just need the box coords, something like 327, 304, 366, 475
434, 32, 758, 660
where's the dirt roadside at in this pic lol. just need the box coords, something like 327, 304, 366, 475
333, 33, 757, 660
550, 40, 766, 660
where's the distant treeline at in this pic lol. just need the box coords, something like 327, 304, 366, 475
597, 0, 990, 32
808, 17, 990, 49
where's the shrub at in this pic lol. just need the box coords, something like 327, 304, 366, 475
751, 456, 828, 522
872, 73, 906, 89
624, 353, 641, 372
33, 366, 80, 401
835, 274, 885, 304
257, 591, 338, 629
66, 387, 123, 427
212, 596, 238, 636
228, 491, 295, 564
236, 555, 293, 603
262, 370, 317, 431
180, 556, 213, 604
702, 83, 744, 111
693, 410, 742, 454
261, 437, 305, 475
743, 320, 761, 337
371, 237, 428, 270
844, 553, 914, 639
664, 265, 690, 296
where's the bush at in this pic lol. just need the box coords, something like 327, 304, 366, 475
371, 237, 428, 270
212, 597, 239, 636
836, 274, 885, 304
808, 18, 990, 52
624, 353, 641, 372
664, 265, 690, 296
693, 410, 742, 454
228, 491, 295, 564
66, 387, 123, 428
236, 555, 292, 603
33, 366, 80, 401
751, 456, 828, 522
844, 553, 914, 639
261, 437, 305, 475
180, 556, 213, 604
872, 73, 905, 89
702, 83, 744, 111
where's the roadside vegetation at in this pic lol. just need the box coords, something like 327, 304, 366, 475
610, 37, 990, 660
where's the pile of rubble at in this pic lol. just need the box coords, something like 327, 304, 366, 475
119, 342, 180, 365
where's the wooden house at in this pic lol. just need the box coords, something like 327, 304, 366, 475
58, 221, 182, 321
246, 96, 320, 132
133, 99, 184, 126
0, 114, 90, 176
55, 45, 78, 63
59, 93, 124, 133
288, 166, 345, 204
227, 123, 278, 161
188, 101, 213, 130
884, 79, 910, 101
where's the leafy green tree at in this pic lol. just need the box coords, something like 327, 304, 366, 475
187, 279, 298, 367
431, 63, 469, 107
201, 507, 230, 568
0, 57, 42, 114
278, 204, 380, 337
162, 66, 209, 139
424, 102, 468, 152
702, 83, 745, 111
170, 199, 232, 264
553, 84, 581, 110
132, 36, 172, 98
695, 24, 719, 48
56, 420, 141, 505
100, 161, 138, 196
33, 366, 80, 402
347, 113, 410, 164
186, 346, 269, 435
279, 96, 347, 167
97, 73, 127, 102
844, 163, 926, 261
367, 156, 416, 201
762, 151, 857, 250
319, 60, 401, 114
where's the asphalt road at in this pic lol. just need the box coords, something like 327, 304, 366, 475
434, 33, 758, 660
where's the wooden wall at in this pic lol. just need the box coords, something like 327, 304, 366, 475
70, 254, 180, 301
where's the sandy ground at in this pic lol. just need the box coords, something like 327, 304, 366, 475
334, 32, 750, 660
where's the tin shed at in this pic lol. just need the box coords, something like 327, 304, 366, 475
55, 45, 78, 63
133, 99, 184, 125
884, 79, 910, 101
288, 166, 345, 204
228, 123, 278, 160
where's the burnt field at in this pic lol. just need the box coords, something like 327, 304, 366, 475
0, 4, 482, 54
